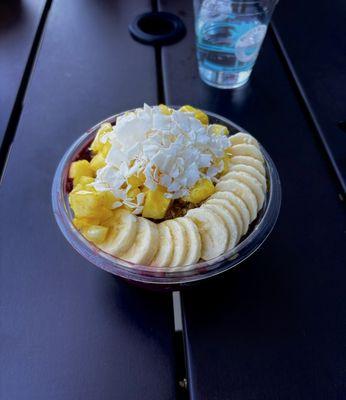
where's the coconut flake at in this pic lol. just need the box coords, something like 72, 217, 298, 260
92, 104, 230, 214
112, 201, 123, 209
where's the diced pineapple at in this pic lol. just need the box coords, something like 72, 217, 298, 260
127, 171, 146, 188
123, 204, 136, 213
69, 191, 113, 220
78, 176, 95, 185
73, 217, 100, 230
100, 141, 112, 158
100, 191, 116, 208
179, 105, 209, 125
71, 183, 84, 193
73, 175, 95, 187
209, 124, 229, 136
221, 155, 232, 174
185, 179, 215, 203
69, 160, 94, 180
90, 122, 113, 153
71, 182, 95, 194
82, 225, 109, 244
142, 186, 171, 219
127, 187, 141, 201
90, 153, 106, 171
159, 104, 173, 115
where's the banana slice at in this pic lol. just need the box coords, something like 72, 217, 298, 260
216, 179, 258, 222
121, 217, 159, 265
230, 132, 259, 148
202, 203, 238, 250
227, 163, 267, 191
230, 144, 264, 162
186, 208, 228, 260
204, 198, 243, 242
99, 209, 138, 256
220, 171, 265, 209
150, 222, 174, 267
210, 191, 250, 235
176, 217, 201, 265
165, 220, 187, 267
229, 155, 266, 175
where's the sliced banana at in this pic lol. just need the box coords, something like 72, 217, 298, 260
99, 209, 137, 256
150, 222, 174, 267
187, 208, 228, 261
204, 198, 243, 242
229, 155, 266, 175
210, 191, 250, 235
227, 163, 267, 191
216, 179, 258, 222
121, 217, 159, 265
202, 203, 238, 250
165, 220, 187, 267
230, 144, 264, 162
230, 132, 259, 148
176, 217, 201, 265
220, 170, 265, 209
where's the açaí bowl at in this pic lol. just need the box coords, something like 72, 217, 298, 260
52, 107, 281, 290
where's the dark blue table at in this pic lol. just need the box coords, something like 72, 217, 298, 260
0, 0, 49, 173
1, 1, 345, 399
273, 0, 346, 192
0, 1, 176, 399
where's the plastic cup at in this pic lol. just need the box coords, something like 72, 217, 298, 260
194, 0, 279, 89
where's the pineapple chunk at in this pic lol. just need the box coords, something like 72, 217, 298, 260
82, 225, 109, 244
90, 123, 113, 153
100, 191, 117, 208
73, 217, 100, 230
127, 171, 146, 188
142, 186, 171, 219
179, 105, 209, 125
69, 191, 114, 219
185, 179, 215, 203
209, 124, 229, 136
221, 155, 232, 174
127, 187, 141, 201
73, 175, 95, 187
159, 104, 173, 115
71, 182, 95, 194
71, 183, 85, 194
90, 153, 106, 171
69, 160, 94, 180
100, 141, 112, 158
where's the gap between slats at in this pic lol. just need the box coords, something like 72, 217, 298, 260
172, 291, 190, 400
0, 0, 53, 183
271, 22, 346, 195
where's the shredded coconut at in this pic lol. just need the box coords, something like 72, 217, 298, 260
92, 104, 230, 210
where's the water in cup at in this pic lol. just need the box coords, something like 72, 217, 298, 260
195, 0, 277, 89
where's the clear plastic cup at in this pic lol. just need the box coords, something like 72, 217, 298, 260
52, 108, 281, 290
194, 0, 279, 89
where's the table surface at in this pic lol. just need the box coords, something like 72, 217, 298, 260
0, 0, 48, 171
1, 1, 345, 399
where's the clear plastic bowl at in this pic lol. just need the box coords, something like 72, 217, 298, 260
52, 108, 281, 289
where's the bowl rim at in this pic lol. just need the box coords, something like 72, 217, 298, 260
52, 106, 281, 285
